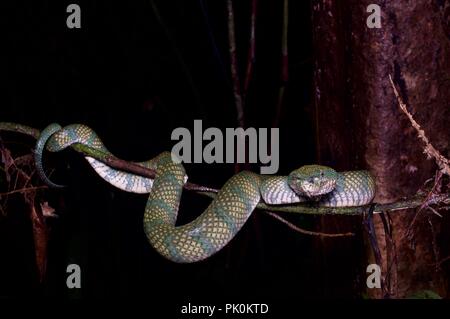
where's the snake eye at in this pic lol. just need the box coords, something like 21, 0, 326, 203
320, 171, 324, 177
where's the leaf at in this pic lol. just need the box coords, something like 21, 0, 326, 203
41, 201, 57, 218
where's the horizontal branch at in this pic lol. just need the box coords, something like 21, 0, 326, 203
1, 123, 449, 216
71, 144, 218, 194
0, 122, 41, 139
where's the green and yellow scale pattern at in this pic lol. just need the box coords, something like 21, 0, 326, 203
144, 153, 260, 263
32, 123, 375, 263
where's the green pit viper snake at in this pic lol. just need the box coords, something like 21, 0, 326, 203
31, 123, 375, 263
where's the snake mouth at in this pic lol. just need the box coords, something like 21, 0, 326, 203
298, 179, 336, 198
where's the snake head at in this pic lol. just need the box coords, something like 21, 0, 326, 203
287, 165, 337, 198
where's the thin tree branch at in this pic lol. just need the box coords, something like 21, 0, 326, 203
1, 123, 449, 216
264, 211, 354, 237
243, 0, 257, 99
273, 0, 289, 127
403, 171, 444, 240
226, 0, 245, 128
0, 186, 48, 196
71, 143, 219, 194
0, 122, 40, 139
389, 74, 450, 177
437, 255, 450, 266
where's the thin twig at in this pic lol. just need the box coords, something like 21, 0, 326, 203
427, 206, 443, 218
403, 171, 443, 240
389, 75, 450, 177
427, 214, 441, 272
243, 0, 257, 99
364, 205, 386, 295
273, 0, 289, 128
382, 211, 399, 297
0, 186, 48, 196
436, 255, 450, 266
265, 211, 354, 237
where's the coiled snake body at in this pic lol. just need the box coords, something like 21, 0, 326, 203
36, 124, 375, 263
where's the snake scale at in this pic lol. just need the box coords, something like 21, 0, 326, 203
33, 123, 375, 263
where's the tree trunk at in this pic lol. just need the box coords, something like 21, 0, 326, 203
312, 0, 450, 298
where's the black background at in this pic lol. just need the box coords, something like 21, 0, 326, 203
0, 0, 367, 300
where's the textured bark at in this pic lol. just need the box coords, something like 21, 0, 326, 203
312, 0, 450, 298
312, 0, 366, 299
